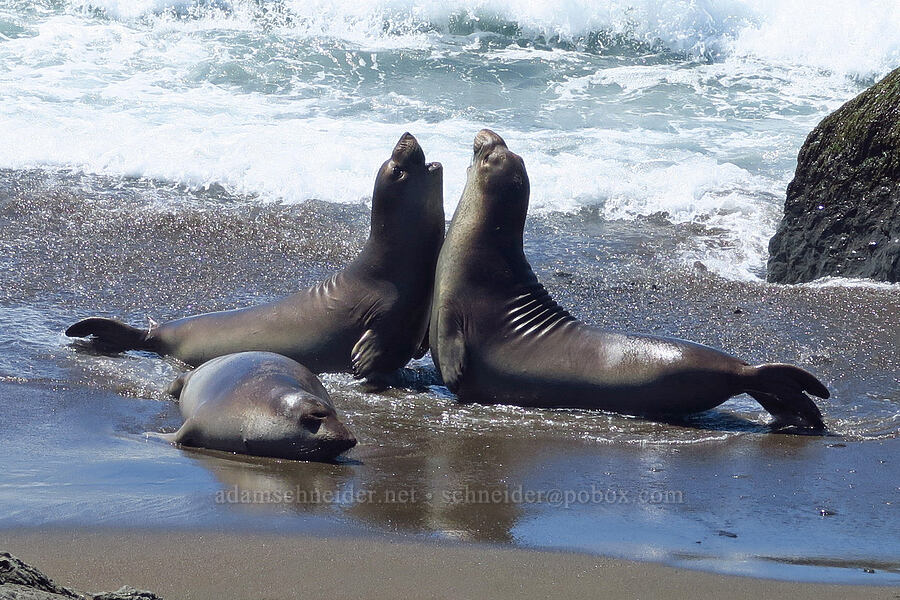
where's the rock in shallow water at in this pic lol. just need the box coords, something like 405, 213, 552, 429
0, 553, 162, 600
767, 67, 900, 284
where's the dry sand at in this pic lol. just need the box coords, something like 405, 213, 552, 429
2, 529, 896, 600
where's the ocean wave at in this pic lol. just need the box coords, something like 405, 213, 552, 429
2, 0, 896, 283
64, 0, 900, 77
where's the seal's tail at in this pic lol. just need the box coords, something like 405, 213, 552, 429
65, 317, 149, 352
743, 363, 829, 431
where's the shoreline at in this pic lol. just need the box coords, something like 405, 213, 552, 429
2, 528, 897, 600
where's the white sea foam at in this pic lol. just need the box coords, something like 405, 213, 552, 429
1, 0, 897, 281
61, 0, 900, 78
799, 277, 900, 291
729, 0, 900, 81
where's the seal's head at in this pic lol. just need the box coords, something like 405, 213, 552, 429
463, 129, 529, 236
246, 389, 357, 462
372, 132, 444, 231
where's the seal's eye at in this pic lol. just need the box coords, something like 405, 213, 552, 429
391, 166, 404, 180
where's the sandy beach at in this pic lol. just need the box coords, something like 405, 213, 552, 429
3, 529, 898, 600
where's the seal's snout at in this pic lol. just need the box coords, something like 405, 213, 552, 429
471, 129, 525, 187
321, 419, 357, 453
473, 129, 507, 156
333, 434, 357, 453
296, 397, 357, 457
393, 132, 426, 167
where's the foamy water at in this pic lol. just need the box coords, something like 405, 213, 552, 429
1, 0, 898, 279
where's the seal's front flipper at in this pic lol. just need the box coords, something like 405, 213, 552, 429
65, 317, 149, 352
413, 325, 431, 360
144, 419, 197, 446
436, 312, 466, 394
745, 363, 828, 432
351, 329, 386, 381
165, 371, 194, 400
144, 431, 179, 444
359, 373, 392, 393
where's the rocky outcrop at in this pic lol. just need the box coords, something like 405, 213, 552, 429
0, 553, 162, 600
767, 67, 900, 283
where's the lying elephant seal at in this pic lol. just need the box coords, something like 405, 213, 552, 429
67, 133, 444, 384
152, 351, 356, 461
429, 129, 828, 430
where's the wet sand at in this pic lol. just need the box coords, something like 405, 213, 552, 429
2, 529, 897, 600
1, 170, 898, 585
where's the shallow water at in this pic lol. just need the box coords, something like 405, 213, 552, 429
1, 170, 898, 583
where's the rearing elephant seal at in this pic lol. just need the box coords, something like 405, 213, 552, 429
67, 133, 444, 383
152, 351, 356, 461
430, 129, 828, 430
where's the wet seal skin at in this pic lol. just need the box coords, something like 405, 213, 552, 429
150, 351, 356, 461
430, 129, 828, 431
66, 133, 445, 387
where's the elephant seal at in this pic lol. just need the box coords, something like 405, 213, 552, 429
152, 351, 356, 461
429, 129, 828, 430
67, 133, 444, 384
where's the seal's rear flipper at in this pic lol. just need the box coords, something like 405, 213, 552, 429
745, 363, 829, 431
65, 317, 148, 352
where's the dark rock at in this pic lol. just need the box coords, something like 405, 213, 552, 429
0, 553, 77, 598
91, 586, 162, 600
0, 553, 162, 600
767, 67, 900, 283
